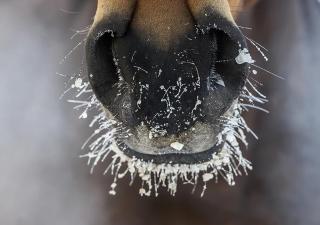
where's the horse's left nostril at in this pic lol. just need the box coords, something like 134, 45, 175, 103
214, 29, 248, 96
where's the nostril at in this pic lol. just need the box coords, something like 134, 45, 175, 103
86, 28, 120, 107
190, 8, 250, 96
214, 29, 248, 96
94, 33, 118, 85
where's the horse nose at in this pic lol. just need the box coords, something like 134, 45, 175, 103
111, 29, 217, 135
86, 5, 249, 136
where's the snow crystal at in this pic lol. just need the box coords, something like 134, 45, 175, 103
202, 173, 214, 182
235, 48, 255, 64
216, 79, 225, 87
170, 142, 184, 151
74, 78, 83, 88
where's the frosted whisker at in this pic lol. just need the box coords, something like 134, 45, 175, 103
251, 63, 285, 80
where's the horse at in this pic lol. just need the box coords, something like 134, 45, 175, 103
0, 0, 319, 225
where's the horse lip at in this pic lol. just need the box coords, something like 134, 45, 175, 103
115, 138, 223, 165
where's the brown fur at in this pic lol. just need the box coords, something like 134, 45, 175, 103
92, 0, 258, 51
93, 0, 257, 23
92, 0, 257, 49
94, 0, 137, 26
130, 0, 193, 49
187, 0, 235, 22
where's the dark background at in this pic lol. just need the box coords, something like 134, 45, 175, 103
1, 1, 319, 225
0, 1, 110, 224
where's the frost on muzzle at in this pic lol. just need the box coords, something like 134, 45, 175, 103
65, 14, 268, 197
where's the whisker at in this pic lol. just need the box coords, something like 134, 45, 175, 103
59, 38, 86, 64
59, 8, 81, 15
237, 25, 253, 30
247, 37, 269, 52
245, 37, 269, 61
240, 103, 270, 113
251, 64, 285, 80
246, 79, 267, 98
56, 72, 67, 77
70, 26, 90, 40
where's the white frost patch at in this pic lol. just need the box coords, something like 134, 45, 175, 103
235, 48, 255, 64
170, 142, 184, 151
202, 173, 214, 182
74, 78, 83, 88
216, 79, 225, 87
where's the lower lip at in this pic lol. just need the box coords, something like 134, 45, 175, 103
115, 139, 223, 165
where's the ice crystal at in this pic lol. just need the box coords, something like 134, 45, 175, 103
170, 142, 185, 151
236, 48, 255, 64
